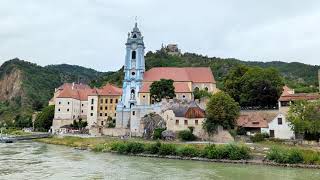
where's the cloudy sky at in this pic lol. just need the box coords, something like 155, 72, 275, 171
0, 0, 319, 71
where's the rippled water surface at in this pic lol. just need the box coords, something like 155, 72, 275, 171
0, 141, 320, 180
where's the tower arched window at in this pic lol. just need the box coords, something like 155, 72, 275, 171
132, 51, 136, 59
132, 34, 137, 38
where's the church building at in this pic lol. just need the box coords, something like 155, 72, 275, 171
116, 23, 218, 136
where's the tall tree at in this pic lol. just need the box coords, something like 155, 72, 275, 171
287, 100, 320, 139
203, 91, 240, 134
223, 65, 284, 108
34, 105, 55, 131
150, 79, 175, 102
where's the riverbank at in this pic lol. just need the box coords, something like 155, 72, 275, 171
36, 136, 320, 169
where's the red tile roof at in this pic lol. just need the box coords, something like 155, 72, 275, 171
143, 67, 215, 83
139, 82, 191, 93
279, 93, 320, 102
281, 86, 294, 96
237, 114, 268, 128
56, 83, 121, 101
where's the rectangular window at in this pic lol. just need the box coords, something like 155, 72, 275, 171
100, 107, 103, 110
110, 99, 113, 104
176, 120, 179, 125
278, 118, 283, 125
132, 111, 135, 116
100, 113, 102, 117
105, 106, 108, 110
105, 99, 108, 103
105, 113, 107, 116
91, 99, 94, 104
91, 106, 93, 110
184, 120, 188, 125
115, 107, 117, 110
100, 99, 103, 103
81, 104, 84, 107
114, 113, 116, 117
101, 121, 104, 126
115, 99, 118, 103
90, 113, 93, 117
195, 120, 198, 125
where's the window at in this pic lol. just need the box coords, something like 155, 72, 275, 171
132, 111, 135, 116
204, 87, 209, 91
59, 101, 61, 104
278, 118, 283, 125
132, 34, 137, 38
115, 99, 118, 103
91, 106, 93, 110
176, 120, 179, 125
91, 99, 94, 104
110, 99, 113, 103
105, 99, 108, 103
100, 99, 103, 103
67, 109, 69, 112
81, 110, 83, 113
184, 120, 188, 125
58, 108, 61, 112
82, 104, 84, 107
194, 87, 199, 92
195, 120, 198, 125
68, 102, 70, 105
101, 121, 104, 126
132, 50, 136, 59
105, 106, 108, 110
114, 113, 117, 117
143, 95, 146, 98
100, 107, 103, 110
182, 95, 186, 98
105, 113, 107, 116
131, 72, 135, 76
115, 107, 117, 110
100, 113, 102, 117
90, 113, 93, 117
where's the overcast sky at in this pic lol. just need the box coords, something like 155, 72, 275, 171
0, 0, 319, 71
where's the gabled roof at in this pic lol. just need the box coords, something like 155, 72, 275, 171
236, 110, 278, 128
139, 82, 191, 93
165, 101, 205, 118
89, 84, 122, 96
143, 67, 215, 83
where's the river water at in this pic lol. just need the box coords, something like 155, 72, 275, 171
0, 141, 319, 180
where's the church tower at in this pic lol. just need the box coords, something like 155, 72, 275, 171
116, 22, 145, 128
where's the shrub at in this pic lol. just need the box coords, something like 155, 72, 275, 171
176, 145, 198, 157
303, 151, 320, 165
126, 142, 145, 154
229, 129, 237, 138
93, 143, 107, 152
153, 128, 166, 140
200, 144, 215, 158
202, 144, 250, 160
177, 130, 197, 141
159, 144, 177, 156
250, 133, 269, 142
144, 141, 161, 154
267, 147, 303, 164
287, 149, 303, 164
236, 127, 247, 135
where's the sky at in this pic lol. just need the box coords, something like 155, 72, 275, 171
0, 0, 320, 72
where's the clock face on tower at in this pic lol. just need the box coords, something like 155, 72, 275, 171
131, 43, 137, 50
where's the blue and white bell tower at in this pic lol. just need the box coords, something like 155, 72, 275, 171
116, 22, 145, 128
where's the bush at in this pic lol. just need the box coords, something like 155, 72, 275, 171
303, 151, 320, 165
127, 142, 145, 154
153, 128, 166, 140
250, 133, 269, 142
144, 141, 162, 154
177, 130, 197, 141
267, 147, 303, 164
236, 127, 247, 135
159, 144, 177, 156
176, 145, 198, 157
202, 144, 250, 160
93, 143, 107, 152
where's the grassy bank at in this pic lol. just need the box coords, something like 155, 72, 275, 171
1, 128, 32, 136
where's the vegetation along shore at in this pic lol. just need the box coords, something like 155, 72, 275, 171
36, 136, 320, 169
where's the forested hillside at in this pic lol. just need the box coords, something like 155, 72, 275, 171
94, 50, 320, 93
0, 58, 101, 126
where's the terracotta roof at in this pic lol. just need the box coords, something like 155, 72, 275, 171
95, 84, 122, 96
139, 82, 191, 93
143, 67, 215, 83
167, 101, 205, 118
57, 83, 90, 91
57, 87, 81, 100
279, 93, 320, 102
237, 113, 269, 128
281, 86, 294, 96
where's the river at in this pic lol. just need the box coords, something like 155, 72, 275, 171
0, 141, 319, 180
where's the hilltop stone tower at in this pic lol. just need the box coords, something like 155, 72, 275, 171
116, 22, 145, 128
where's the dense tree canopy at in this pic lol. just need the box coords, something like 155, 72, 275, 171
287, 100, 320, 139
203, 91, 240, 134
223, 65, 284, 108
193, 88, 212, 99
150, 79, 175, 102
34, 105, 55, 131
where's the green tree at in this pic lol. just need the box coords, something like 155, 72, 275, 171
203, 91, 240, 134
34, 105, 55, 131
287, 100, 320, 140
150, 79, 175, 102
193, 88, 212, 99
223, 65, 284, 108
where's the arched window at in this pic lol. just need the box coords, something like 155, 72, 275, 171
204, 87, 209, 91
194, 87, 199, 92
132, 51, 136, 59
132, 34, 137, 38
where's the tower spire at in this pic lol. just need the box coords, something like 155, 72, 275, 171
134, 16, 138, 28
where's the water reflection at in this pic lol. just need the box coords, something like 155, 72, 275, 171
0, 141, 319, 180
